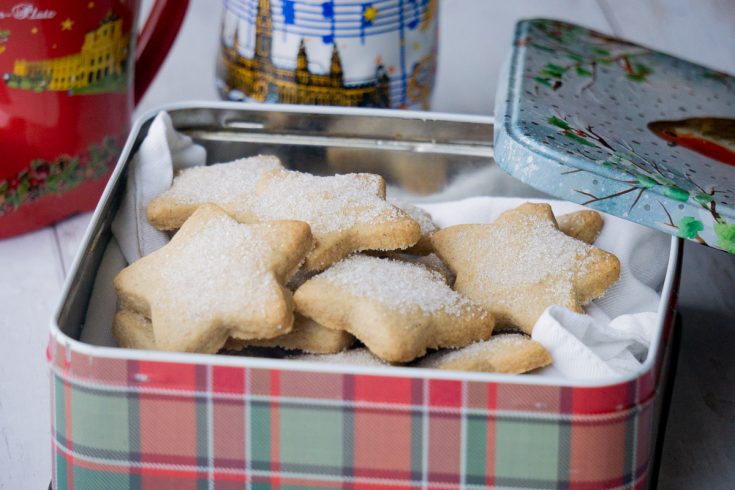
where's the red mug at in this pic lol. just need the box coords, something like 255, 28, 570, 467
0, 0, 188, 238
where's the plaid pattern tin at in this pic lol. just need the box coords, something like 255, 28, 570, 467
49, 102, 682, 489
49, 309, 675, 490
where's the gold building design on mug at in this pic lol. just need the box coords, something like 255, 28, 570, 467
5, 12, 130, 93
218, 0, 392, 107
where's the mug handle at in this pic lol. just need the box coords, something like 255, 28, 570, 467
133, 0, 190, 105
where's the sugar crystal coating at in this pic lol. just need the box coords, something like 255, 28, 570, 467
290, 348, 387, 366
254, 171, 403, 235
389, 199, 438, 236
155, 212, 275, 323
315, 255, 476, 315
421, 334, 531, 367
455, 212, 599, 304
163, 155, 283, 205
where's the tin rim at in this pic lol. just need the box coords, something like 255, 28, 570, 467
49, 100, 683, 390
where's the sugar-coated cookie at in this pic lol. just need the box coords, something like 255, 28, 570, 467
419, 334, 552, 373
294, 255, 494, 363
432, 202, 620, 334
388, 252, 456, 285
114, 204, 313, 353
225, 314, 355, 354
290, 348, 388, 367
389, 200, 437, 255
253, 169, 421, 271
557, 210, 604, 244
113, 310, 156, 350
147, 155, 283, 230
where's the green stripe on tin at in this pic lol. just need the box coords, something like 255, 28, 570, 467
342, 374, 355, 484
280, 405, 344, 469
624, 383, 638, 485
251, 402, 272, 469
465, 416, 488, 483
195, 365, 209, 490
410, 379, 423, 480
73, 466, 129, 489
557, 387, 573, 486
70, 384, 130, 453
54, 376, 66, 447
495, 419, 560, 483
127, 361, 141, 489
55, 452, 69, 490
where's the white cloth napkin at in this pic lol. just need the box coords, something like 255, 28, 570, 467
81, 112, 205, 343
533, 307, 658, 379
82, 111, 671, 382
112, 111, 206, 263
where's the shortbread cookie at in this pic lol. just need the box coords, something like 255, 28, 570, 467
419, 334, 552, 373
390, 252, 456, 285
432, 202, 620, 334
557, 210, 604, 244
113, 310, 156, 350
114, 204, 313, 353
225, 314, 355, 354
290, 348, 388, 367
253, 169, 421, 270
389, 200, 437, 255
147, 155, 284, 230
294, 255, 494, 363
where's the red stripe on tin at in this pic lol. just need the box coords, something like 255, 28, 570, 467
571, 382, 634, 414
270, 369, 281, 485
354, 375, 413, 405
212, 365, 246, 394
135, 360, 198, 390
485, 382, 497, 487
428, 379, 462, 407
353, 483, 411, 490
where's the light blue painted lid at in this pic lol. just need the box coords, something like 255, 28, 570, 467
495, 19, 735, 254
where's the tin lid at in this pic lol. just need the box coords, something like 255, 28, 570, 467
494, 19, 735, 254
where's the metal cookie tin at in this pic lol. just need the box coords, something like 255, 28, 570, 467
50, 102, 682, 489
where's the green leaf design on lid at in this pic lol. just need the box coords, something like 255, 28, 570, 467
548, 116, 571, 130
677, 216, 704, 239
694, 192, 714, 206
663, 185, 689, 202
714, 222, 735, 254
636, 175, 658, 189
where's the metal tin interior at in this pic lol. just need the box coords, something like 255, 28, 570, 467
52, 101, 681, 389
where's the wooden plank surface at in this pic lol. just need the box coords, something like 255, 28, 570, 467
0, 229, 65, 489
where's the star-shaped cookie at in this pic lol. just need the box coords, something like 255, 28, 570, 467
114, 204, 313, 353
252, 169, 421, 271
225, 314, 355, 354
389, 199, 438, 255
114, 309, 354, 355
419, 333, 552, 373
294, 255, 494, 363
431, 202, 620, 334
556, 210, 604, 244
147, 155, 284, 230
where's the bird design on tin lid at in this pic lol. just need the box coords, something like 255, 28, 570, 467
648, 117, 735, 166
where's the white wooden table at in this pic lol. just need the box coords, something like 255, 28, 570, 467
1, 1, 733, 488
